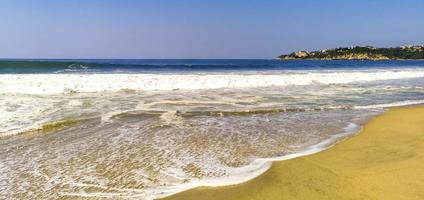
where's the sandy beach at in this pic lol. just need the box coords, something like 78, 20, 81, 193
163, 105, 424, 200
2, 1, 424, 199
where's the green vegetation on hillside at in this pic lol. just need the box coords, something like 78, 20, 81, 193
279, 45, 424, 60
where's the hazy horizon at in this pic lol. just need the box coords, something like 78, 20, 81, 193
1, 0, 423, 59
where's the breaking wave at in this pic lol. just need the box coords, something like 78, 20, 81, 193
1, 69, 424, 94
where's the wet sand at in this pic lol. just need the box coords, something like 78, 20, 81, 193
162, 105, 424, 200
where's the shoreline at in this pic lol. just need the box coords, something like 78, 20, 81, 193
148, 122, 363, 199
161, 105, 424, 200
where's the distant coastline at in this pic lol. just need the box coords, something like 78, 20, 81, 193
279, 45, 424, 60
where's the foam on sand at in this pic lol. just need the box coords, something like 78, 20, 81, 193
162, 105, 424, 200
60, 122, 362, 200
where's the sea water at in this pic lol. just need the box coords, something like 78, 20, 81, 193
1, 59, 424, 199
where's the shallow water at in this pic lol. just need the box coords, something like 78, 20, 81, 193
1, 60, 424, 199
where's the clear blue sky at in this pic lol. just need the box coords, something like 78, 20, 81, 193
0, 0, 423, 59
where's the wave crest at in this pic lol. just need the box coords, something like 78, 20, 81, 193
1, 70, 424, 94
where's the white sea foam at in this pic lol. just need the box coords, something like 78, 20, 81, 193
60, 122, 362, 200
149, 123, 362, 199
2, 68, 423, 199
61, 159, 272, 199
354, 99, 424, 109
1, 69, 424, 94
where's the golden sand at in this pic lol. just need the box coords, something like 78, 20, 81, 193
162, 106, 424, 200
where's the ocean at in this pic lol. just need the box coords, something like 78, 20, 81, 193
1, 59, 424, 199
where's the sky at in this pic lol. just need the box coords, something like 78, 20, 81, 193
0, 0, 423, 59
